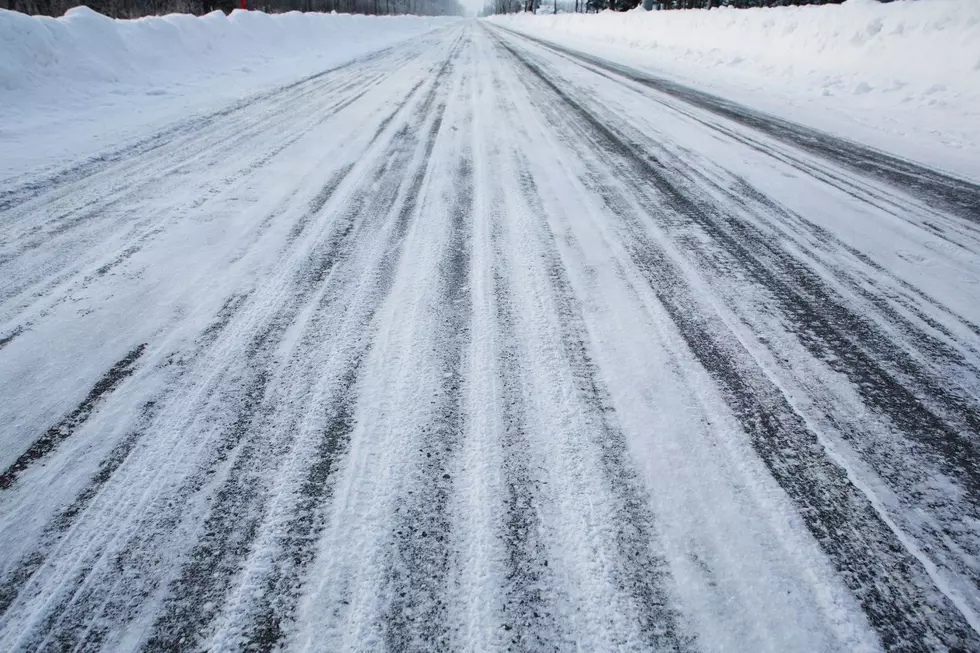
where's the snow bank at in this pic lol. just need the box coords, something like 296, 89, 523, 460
0, 7, 457, 179
489, 0, 979, 103
0, 7, 456, 97
489, 0, 980, 179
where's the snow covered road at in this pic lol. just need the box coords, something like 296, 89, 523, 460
2, 20, 980, 652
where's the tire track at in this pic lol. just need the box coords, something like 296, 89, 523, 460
0, 40, 427, 215
723, 175, 980, 345
669, 163, 980, 476
490, 25, 980, 223
501, 29, 979, 246
0, 26, 461, 653
498, 29, 980, 485
506, 38, 980, 611
487, 194, 562, 652
238, 364, 362, 653
485, 36, 692, 649
706, 176, 980, 439
382, 136, 473, 653
512, 154, 691, 653
0, 326, 23, 352
0, 292, 252, 622
0, 74, 366, 312
0, 70, 432, 645
0, 399, 154, 619
233, 67, 459, 653
499, 36, 979, 649
135, 39, 463, 652
2, 67, 362, 242
0, 343, 147, 491
675, 114, 980, 249
0, 42, 433, 346
223, 52, 458, 647
142, 87, 456, 653
6, 114, 391, 652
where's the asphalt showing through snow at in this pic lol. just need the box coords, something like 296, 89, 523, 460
1, 20, 980, 653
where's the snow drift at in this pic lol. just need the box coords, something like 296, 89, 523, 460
488, 0, 980, 179
488, 0, 979, 103
0, 7, 457, 97
0, 7, 458, 179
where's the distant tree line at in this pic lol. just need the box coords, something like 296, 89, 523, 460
2, 0, 462, 18
483, 0, 864, 16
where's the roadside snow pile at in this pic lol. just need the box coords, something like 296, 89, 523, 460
489, 0, 980, 178
0, 8, 455, 98
489, 0, 979, 103
0, 7, 456, 178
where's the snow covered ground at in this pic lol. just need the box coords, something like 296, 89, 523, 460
489, 0, 980, 181
0, 8, 459, 179
2, 10, 980, 653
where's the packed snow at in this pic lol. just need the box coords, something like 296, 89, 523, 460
489, 0, 980, 180
2, 8, 980, 652
0, 7, 459, 178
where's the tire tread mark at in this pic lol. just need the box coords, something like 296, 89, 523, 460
513, 154, 692, 653
237, 64, 459, 651
491, 24, 980, 223
139, 47, 460, 652
498, 37, 977, 650
382, 130, 472, 653
140, 110, 444, 653
0, 41, 424, 214
489, 195, 564, 652
0, 343, 147, 491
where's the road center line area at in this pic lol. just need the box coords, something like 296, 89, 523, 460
2, 21, 980, 652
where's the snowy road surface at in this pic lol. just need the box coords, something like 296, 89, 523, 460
2, 20, 980, 652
